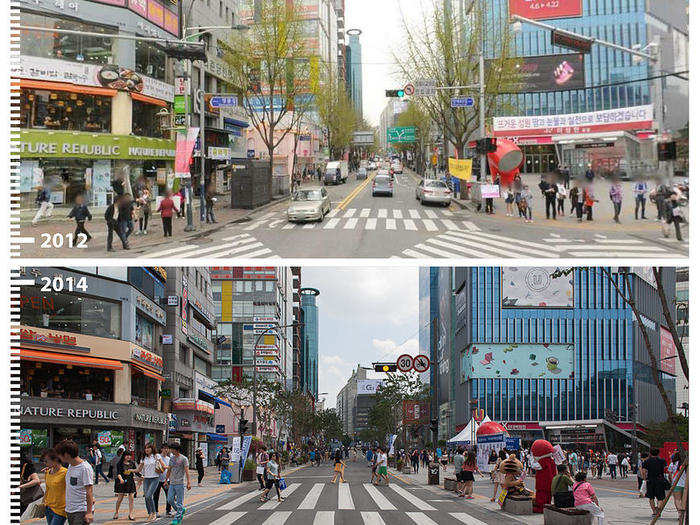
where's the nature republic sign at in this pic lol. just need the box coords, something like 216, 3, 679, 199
387, 126, 416, 144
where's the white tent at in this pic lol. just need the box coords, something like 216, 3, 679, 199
447, 415, 491, 445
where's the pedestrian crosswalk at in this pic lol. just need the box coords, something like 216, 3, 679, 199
400, 230, 687, 259
203, 481, 494, 525
240, 208, 472, 232
139, 234, 276, 259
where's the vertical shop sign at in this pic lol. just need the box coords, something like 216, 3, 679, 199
181, 276, 188, 335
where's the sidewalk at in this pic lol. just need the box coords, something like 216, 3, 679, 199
389, 465, 681, 524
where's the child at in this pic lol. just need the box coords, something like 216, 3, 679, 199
331, 452, 346, 484
521, 185, 534, 223
67, 194, 92, 244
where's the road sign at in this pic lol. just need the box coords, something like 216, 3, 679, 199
451, 96, 474, 108
551, 30, 593, 53
414, 78, 437, 96
209, 96, 238, 108
387, 126, 416, 143
413, 355, 430, 373
396, 354, 414, 372
404, 83, 415, 96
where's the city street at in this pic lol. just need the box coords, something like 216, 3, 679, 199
17, 169, 688, 259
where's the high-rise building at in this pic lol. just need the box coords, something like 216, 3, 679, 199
421, 266, 677, 449
345, 29, 363, 118
291, 267, 304, 390
674, 268, 688, 415
336, 366, 384, 437
300, 287, 320, 399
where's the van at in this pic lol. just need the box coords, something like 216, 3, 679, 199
324, 160, 349, 185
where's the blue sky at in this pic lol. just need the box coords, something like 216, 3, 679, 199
302, 267, 419, 407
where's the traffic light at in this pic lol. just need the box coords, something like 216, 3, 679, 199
476, 137, 497, 154
430, 418, 438, 433
239, 418, 249, 435
374, 362, 397, 373
164, 41, 208, 62
385, 89, 405, 98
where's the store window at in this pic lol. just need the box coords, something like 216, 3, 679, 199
132, 100, 167, 138
20, 286, 121, 339
20, 89, 111, 131
131, 368, 158, 409
20, 360, 114, 401
135, 314, 154, 350
127, 268, 166, 304
20, 12, 115, 63
134, 40, 166, 80
194, 355, 208, 375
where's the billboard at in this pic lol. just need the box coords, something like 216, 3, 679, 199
402, 400, 430, 424
489, 54, 585, 93
462, 342, 575, 380
659, 326, 676, 375
508, 0, 582, 20
501, 267, 574, 308
357, 379, 384, 395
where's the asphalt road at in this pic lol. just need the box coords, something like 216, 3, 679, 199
169, 461, 525, 525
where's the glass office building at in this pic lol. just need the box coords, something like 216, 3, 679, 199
300, 288, 320, 399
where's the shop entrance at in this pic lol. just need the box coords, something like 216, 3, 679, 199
521, 145, 558, 175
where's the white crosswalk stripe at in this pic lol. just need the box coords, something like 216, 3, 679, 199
141, 235, 274, 259
313, 511, 335, 525
363, 483, 396, 510
302, 223, 316, 229
450, 512, 489, 525
378, 209, 388, 218
389, 484, 436, 510
360, 208, 371, 217
403, 219, 417, 231
324, 218, 341, 229
345, 218, 358, 229
209, 511, 246, 525
422, 219, 438, 231
327, 208, 340, 218
365, 218, 377, 230
298, 483, 325, 509
361, 512, 386, 525
262, 511, 292, 525
393, 209, 403, 219
219, 490, 261, 510
424, 209, 438, 219
409, 209, 420, 219
406, 512, 439, 525
259, 483, 301, 510
338, 482, 354, 509
344, 208, 356, 218
386, 219, 396, 230
461, 221, 480, 232
441, 219, 459, 230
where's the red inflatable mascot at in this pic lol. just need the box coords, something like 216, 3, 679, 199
531, 439, 556, 513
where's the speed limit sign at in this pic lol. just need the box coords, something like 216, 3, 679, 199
396, 354, 414, 372
413, 354, 430, 373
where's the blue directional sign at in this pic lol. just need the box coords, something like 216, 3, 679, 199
209, 96, 239, 108
451, 96, 475, 108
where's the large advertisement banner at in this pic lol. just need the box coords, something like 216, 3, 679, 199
509, 0, 582, 20
357, 379, 384, 395
501, 267, 574, 308
463, 342, 575, 380
493, 105, 654, 137
659, 326, 677, 375
489, 53, 585, 92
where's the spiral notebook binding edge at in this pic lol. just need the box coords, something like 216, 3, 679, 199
10, 267, 24, 523
10, 1, 21, 259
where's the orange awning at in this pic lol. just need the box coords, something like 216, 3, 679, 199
131, 92, 168, 107
20, 348, 123, 370
19, 79, 117, 97
131, 362, 165, 382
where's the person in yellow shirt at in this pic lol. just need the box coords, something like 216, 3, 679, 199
42, 449, 67, 525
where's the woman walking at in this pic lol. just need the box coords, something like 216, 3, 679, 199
19, 451, 42, 517
331, 451, 346, 484
572, 471, 605, 525
195, 449, 205, 486
114, 450, 137, 521
490, 450, 507, 501
260, 452, 284, 503
458, 451, 481, 499
668, 451, 686, 524
256, 447, 269, 490
157, 190, 177, 237
41, 449, 67, 525
137, 443, 165, 522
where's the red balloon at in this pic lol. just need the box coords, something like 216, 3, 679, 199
486, 138, 524, 186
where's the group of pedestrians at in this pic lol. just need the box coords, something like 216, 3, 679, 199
367, 446, 390, 486
254, 446, 285, 503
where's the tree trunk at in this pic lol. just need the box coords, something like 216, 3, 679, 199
652, 267, 689, 380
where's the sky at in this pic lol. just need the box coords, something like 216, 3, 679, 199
345, 0, 426, 126
302, 266, 419, 408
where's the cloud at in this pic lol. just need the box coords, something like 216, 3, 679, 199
372, 337, 419, 361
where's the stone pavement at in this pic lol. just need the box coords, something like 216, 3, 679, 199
388, 465, 681, 525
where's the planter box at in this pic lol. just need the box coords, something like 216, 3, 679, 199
241, 469, 256, 482
502, 496, 534, 515
544, 505, 590, 525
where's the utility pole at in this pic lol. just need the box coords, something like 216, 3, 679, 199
478, 0, 486, 182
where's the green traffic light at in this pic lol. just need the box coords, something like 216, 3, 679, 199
398, 90, 405, 98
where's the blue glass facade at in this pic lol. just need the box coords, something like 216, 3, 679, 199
300, 289, 319, 399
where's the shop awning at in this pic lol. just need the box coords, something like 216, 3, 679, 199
19, 348, 123, 370
131, 362, 165, 382
19, 79, 118, 97
206, 433, 228, 442
198, 390, 232, 408
131, 92, 168, 107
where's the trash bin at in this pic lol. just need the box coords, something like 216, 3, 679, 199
428, 462, 440, 485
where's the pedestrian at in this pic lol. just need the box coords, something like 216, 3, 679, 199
504, 185, 515, 216
584, 185, 597, 221
109, 446, 124, 480
650, 182, 665, 220
609, 179, 623, 223
661, 187, 684, 241
19, 451, 42, 517
331, 451, 346, 484
153, 444, 172, 518
113, 450, 137, 521
55, 439, 94, 525
569, 184, 579, 216
551, 464, 574, 508
411, 449, 420, 473
195, 449, 205, 487
105, 196, 127, 252
668, 451, 686, 524
634, 179, 648, 219
585, 165, 595, 182
490, 450, 506, 502
220, 447, 230, 472
117, 193, 135, 244
175, 188, 186, 218
165, 442, 191, 525
93, 442, 109, 484
542, 175, 557, 219
67, 194, 92, 245
521, 185, 533, 223
642, 447, 668, 517
637, 452, 649, 492
157, 190, 178, 237
40, 449, 67, 525
256, 446, 269, 490
376, 447, 389, 486
562, 164, 571, 189
137, 443, 166, 522
556, 180, 567, 216
261, 452, 284, 503
620, 454, 630, 478
572, 471, 604, 525
607, 450, 618, 479
32, 185, 54, 225
458, 450, 481, 499
136, 187, 152, 235
205, 182, 217, 224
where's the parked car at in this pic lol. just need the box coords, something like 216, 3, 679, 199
356, 167, 368, 180
416, 179, 452, 206
372, 172, 394, 197
287, 186, 331, 222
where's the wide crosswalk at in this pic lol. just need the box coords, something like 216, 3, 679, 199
139, 233, 277, 259
203, 482, 494, 525
400, 230, 686, 259
241, 209, 475, 233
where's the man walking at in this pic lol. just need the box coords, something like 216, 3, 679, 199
92, 441, 109, 484
634, 179, 649, 219
166, 443, 191, 525
55, 439, 94, 525
607, 451, 618, 479
609, 180, 623, 223
541, 176, 557, 219
32, 185, 54, 225
454, 447, 465, 496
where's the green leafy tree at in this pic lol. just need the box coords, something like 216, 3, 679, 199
395, 101, 431, 175
368, 373, 429, 444
645, 415, 689, 447
314, 65, 358, 159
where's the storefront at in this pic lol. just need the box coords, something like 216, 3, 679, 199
194, 371, 232, 465
170, 398, 216, 460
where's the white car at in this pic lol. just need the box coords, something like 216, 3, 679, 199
391, 161, 403, 174
287, 187, 331, 222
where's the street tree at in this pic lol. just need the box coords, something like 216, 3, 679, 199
215, 377, 253, 420
395, 101, 432, 175
271, 387, 316, 447
368, 373, 429, 445
314, 64, 358, 159
393, 1, 521, 158
224, 0, 315, 178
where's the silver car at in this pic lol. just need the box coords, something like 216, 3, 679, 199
416, 179, 452, 206
356, 167, 368, 180
372, 173, 394, 197
287, 187, 331, 222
